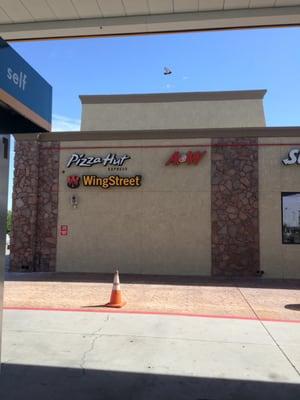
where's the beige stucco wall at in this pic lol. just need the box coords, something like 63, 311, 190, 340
81, 98, 266, 131
259, 137, 300, 279
56, 138, 211, 275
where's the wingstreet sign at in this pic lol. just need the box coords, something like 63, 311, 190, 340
0, 38, 52, 133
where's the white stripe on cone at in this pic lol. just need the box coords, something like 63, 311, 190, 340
112, 270, 121, 291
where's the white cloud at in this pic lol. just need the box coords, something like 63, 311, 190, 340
183, 76, 189, 80
52, 114, 81, 132
165, 83, 175, 89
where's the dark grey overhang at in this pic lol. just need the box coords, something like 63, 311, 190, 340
0, 99, 49, 134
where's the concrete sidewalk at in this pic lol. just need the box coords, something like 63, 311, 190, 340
0, 309, 299, 399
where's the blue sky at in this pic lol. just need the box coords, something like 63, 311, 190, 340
6, 27, 300, 209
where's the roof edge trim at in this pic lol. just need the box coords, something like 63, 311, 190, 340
79, 90, 267, 104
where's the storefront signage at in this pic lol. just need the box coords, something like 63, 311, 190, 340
66, 153, 130, 168
67, 176, 81, 189
60, 225, 69, 236
282, 149, 300, 165
0, 38, 52, 133
166, 150, 206, 166
67, 175, 142, 189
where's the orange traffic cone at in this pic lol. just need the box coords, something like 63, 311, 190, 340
105, 270, 126, 308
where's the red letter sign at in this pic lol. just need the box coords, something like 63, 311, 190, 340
165, 151, 181, 166
60, 225, 68, 236
166, 150, 206, 166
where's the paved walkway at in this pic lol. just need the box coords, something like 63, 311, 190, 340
0, 309, 300, 399
4, 273, 300, 321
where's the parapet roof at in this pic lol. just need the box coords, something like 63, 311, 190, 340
80, 90, 267, 105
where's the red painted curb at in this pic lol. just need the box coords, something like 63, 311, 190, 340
3, 306, 300, 324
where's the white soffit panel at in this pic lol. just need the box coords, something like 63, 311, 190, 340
123, 0, 150, 16
0, 0, 32, 22
198, 0, 224, 11
72, 0, 103, 19
20, 0, 56, 21
276, 0, 300, 5
250, 0, 276, 8
0, 7, 11, 23
224, 0, 251, 10
98, 0, 126, 17
0, 0, 300, 40
148, 0, 173, 14
46, 0, 79, 19
174, 0, 199, 12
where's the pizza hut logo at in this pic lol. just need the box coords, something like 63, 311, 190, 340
166, 151, 206, 166
67, 175, 80, 189
66, 153, 130, 168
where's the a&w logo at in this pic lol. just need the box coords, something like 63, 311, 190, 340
67, 175, 80, 189
165, 150, 207, 166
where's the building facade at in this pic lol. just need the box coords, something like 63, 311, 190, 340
10, 91, 300, 278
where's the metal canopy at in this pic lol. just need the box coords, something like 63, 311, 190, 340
0, 38, 52, 132
0, 0, 299, 41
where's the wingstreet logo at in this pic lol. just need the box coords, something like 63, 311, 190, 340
67, 175, 142, 189
66, 153, 130, 171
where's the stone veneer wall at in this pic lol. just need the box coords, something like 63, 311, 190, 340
11, 140, 60, 272
211, 138, 260, 276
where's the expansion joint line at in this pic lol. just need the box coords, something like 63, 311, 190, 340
237, 287, 300, 376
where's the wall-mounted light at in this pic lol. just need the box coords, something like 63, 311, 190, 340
71, 194, 78, 209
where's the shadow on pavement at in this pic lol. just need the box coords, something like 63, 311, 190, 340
5, 271, 300, 290
0, 363, 299, 400
285, 304, 300, 311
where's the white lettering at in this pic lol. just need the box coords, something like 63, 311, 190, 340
7, 67, 27, 91
13, 72, 18, 85
102, 153, 115, 166
119, 154, 131, 166
22, 73, 27, 90
79, 158, 88, 167
66, 154, 80, 168
282, 149, 300, 165
66, 153, 131, 168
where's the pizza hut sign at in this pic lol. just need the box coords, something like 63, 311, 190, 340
66, 153, 130, 168
282, 149, 300, 165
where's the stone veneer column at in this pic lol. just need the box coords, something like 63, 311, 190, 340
10, 140, 60, 272
211, 138, 259, 276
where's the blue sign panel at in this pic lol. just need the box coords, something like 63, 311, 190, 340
0, 38, 52, 132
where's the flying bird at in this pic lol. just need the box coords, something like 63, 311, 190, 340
163, 67, 172, 75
